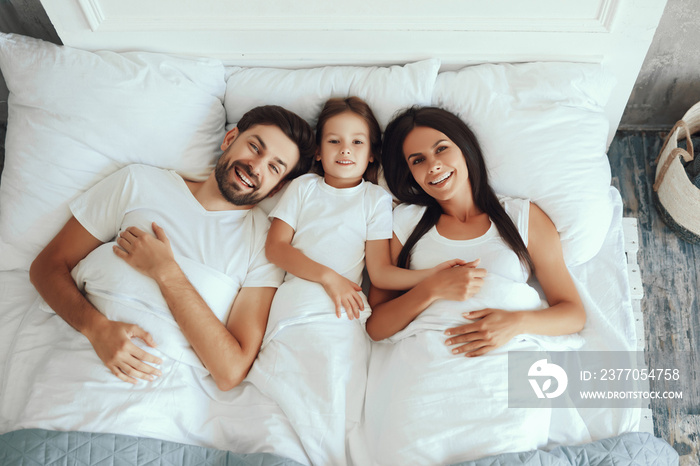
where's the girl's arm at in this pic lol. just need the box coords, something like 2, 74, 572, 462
365, 238, 466, 290
265, 217, 364, 320
365, 234, 486, 341
444, 203, 586, 357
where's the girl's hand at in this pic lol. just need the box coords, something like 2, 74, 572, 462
444, 308, 524, 357
427, 259, 486, 302
431, 258, 469, 274
320, 271, 364, 320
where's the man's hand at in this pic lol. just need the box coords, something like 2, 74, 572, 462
113, 222, 176, 280
85, 319, 163, 384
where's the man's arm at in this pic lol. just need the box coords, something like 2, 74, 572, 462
114, 223, 274, 390
29, 216, 163, 383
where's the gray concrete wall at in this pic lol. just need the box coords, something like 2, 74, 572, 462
0, 0, 61, 122
620, 0, 700, 129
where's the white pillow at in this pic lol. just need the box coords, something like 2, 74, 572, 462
0, 33, 227, 271
224, 59, 441, 131
431, 62, 616, 266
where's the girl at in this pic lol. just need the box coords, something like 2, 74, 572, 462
265, 97, 465, 320
247, 97, 463, 466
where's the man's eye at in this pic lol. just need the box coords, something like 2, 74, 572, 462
250, 143, 260, 153
270, 164, 279, 174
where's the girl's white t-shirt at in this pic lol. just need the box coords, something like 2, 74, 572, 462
269, 173, 393, 285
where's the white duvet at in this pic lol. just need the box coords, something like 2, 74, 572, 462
246, 277, 372, 466
0, 243, 310, 464
363, 273, 583, 465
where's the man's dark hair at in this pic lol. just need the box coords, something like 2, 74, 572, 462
237, 105, 315, 180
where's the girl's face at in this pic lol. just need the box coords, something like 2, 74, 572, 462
402, 126, 470, 202
317, 111, 374, 189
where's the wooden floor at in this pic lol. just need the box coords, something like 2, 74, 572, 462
608, 130, 699, 465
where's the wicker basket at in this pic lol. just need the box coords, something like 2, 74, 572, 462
653, 101, 700, 243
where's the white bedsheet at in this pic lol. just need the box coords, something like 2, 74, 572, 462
247, 278, 372, 466
0, 244, 311, 465
0, 187, 638, 464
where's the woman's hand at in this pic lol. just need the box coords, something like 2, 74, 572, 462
320, 270, 364, 320
444, 308, 524, 357
113, 222, 177, 280
426, 259, 486, 302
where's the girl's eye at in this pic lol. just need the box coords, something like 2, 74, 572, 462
328, 139, 339, 144
353, 140, 364, 145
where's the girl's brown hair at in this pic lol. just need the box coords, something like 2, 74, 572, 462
314, 97, 382, 183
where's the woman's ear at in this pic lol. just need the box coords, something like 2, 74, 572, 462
221, 127, 239, 151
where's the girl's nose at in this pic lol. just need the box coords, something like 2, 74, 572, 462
341, 147, 351, 155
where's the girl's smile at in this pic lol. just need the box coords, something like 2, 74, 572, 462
317, 111, 374, 189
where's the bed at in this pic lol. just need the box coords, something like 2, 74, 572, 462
0, 0, 680, 464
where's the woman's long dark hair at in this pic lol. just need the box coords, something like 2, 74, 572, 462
382, 106, 534, 274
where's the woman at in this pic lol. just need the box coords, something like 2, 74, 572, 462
363, 107, 586, 464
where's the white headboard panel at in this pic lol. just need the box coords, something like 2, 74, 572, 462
39, 0, 668, 145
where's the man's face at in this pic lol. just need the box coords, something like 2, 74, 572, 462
215, 124, 300, 207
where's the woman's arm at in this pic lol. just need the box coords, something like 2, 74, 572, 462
365, 239, 466, 291
265, 217, 364, 319
365, 234, 485, 341
445, 203, 585, 357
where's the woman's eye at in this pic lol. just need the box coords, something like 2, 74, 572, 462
412, 157, 424, 165
436, 146, 447, 153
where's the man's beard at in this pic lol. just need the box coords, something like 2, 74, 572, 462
215, 160, 266, 206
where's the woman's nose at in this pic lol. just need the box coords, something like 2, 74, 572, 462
428, 158, 442, 173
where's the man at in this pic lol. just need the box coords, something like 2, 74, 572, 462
29, 105, 315, 391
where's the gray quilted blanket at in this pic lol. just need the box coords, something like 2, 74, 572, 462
0, 429, 678, 465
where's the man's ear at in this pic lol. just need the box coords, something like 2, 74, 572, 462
221, 127, 239, 151
267, 179, 289, 199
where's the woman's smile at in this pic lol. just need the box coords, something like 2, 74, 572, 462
429, 171, 454, 186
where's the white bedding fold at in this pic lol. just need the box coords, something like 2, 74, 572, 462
247, 277, 371, 466
1, 244, 310, 464
363, 272, 582, 465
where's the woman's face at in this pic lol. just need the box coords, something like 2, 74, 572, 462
402, 126, 469, 202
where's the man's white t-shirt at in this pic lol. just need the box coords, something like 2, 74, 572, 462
70, 164, 284, 302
